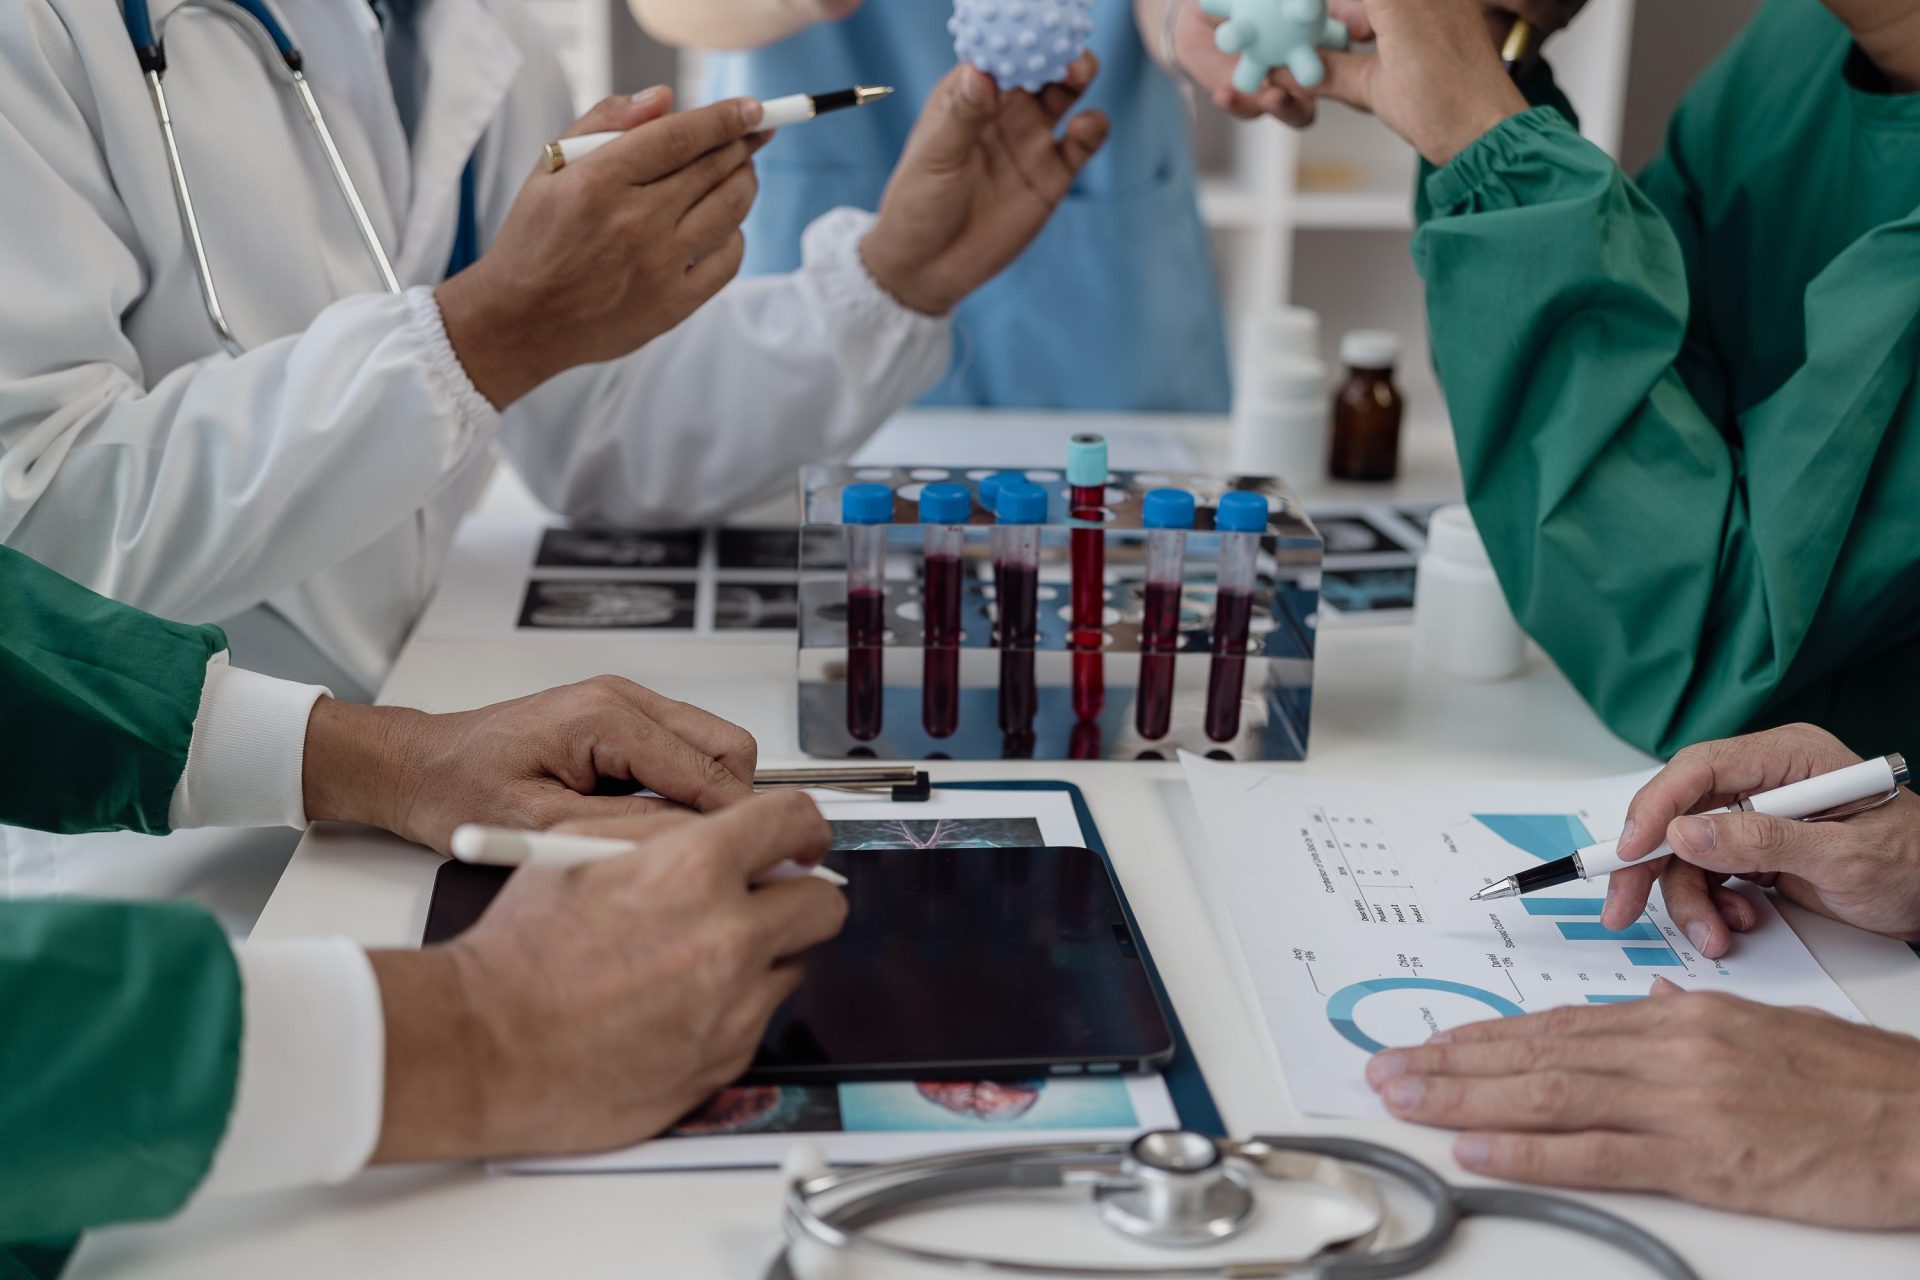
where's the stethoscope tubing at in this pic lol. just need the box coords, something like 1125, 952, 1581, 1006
123, 0, 402, 355
770, 1134, 1703, 1280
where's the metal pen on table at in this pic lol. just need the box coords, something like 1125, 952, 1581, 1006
1469, 754, 1911, 902
544, 85, 893, 173
450, 825, 849, 887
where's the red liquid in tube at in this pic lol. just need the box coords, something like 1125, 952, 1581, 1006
1069, 482, 1105, 723
921, 554, 963, 738
1204, 588, 1254, 741
1135, 579, 1182, 740
846, 586, 885, 741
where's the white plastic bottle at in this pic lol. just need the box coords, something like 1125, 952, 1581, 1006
1231, 306, 1329, 483
1413, 505, 1526, 681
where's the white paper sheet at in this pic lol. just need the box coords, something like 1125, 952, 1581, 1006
1180, 755, 1867, 1117
499, 787, 1183, 1173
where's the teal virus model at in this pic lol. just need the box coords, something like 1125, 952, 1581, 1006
949, 0, 1096, 93
1200, 0, 1350, 92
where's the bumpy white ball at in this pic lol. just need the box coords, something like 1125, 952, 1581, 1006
948, 0, 1096, 93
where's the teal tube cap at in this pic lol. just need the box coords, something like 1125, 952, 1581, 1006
1066, 434, 1108, 488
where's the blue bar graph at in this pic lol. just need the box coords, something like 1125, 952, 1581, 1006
1520, 897, 1607, 916
1586, 995, 1644, 1004
1556, 921, 1666, 943
1625, 946, 1683, 967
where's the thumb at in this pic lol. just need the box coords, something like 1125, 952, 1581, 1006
909, 65, 1000, 170
1310, 48, 1375, 112
1668, 810, 1834, 877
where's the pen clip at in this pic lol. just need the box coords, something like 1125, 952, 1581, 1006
1803, 788, 1902, 823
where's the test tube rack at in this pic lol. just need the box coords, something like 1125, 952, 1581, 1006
795, 465, 1323, 762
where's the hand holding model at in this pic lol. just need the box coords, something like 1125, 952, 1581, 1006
1365, 978, 1920, 1228
860, 57, 1111, 317
435, 89, 768, 409
370, 794, 847, 1162
1308, 0, 1532, 165
1600, 723, 1920, 958
301, 675, 759, 855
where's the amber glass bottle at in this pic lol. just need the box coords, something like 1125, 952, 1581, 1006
1329, 330, 1405, 482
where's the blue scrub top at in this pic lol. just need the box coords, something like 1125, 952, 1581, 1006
707, 2, 1232, 412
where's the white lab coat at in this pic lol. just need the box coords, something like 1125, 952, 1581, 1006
0, 0, 952, 695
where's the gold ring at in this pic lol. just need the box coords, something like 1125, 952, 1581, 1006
543, 141, 567, 174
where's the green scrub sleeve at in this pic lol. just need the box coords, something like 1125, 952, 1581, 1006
0, 546, 226, 835
1413, 107, 1920, 756
0, 900, 240, 1247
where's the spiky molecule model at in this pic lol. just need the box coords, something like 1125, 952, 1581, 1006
949, 0, 1096, 94
1199, 0, 1350, 92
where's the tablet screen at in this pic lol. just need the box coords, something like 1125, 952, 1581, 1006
750, 845, 1174, 1082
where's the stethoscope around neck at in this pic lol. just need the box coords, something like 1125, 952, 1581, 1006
121, 0, 403, 356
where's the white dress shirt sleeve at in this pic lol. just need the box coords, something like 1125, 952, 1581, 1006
167, 657, 331, 832
194, 939, 386, 1198
498, 207, 953, 526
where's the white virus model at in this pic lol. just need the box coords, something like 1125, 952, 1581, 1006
949, 0, 1096, 94
1200, 0, 1350, 92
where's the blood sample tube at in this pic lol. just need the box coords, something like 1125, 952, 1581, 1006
1134, 488, 1194, 741
992, 480, 1047, 739
918, 482, 970, 739
842, 482, 893, 742
1067, 434, 1108, 723
1205, 491, 1269, 743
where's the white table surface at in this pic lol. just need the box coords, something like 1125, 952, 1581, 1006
72, 412, 1920, 1278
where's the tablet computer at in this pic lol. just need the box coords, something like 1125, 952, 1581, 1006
424, 845, 1175, 1083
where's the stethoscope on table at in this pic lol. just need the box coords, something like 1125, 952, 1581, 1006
120, 0, 480, 355
767, 1130, 1701, 1279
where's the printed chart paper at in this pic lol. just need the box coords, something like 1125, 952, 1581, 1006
499, 787, 1182, 1172
1180, 756, 1866, 1118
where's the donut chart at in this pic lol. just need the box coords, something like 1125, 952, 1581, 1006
1325, 978, 1524, 1053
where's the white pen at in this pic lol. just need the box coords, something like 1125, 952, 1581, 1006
542, 85, 894, 173
450, 825, 849, 888
1469, 753, 1910, 902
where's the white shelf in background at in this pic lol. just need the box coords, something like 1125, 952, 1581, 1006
1288, 191, 1412, 231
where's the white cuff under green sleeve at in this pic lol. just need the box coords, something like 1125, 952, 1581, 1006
195, 939, 385, 1197
166, 656, 330, 831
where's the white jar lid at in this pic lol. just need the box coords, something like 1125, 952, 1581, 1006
1244, 305, 1320, 355
1425, 504, 1492, 569
1340, 329, 1401, 369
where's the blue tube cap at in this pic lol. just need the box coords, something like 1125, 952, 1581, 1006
919, 482, 971, 525
1066, 434, 1108, 488
1215, 491, 1271, 534
1142, 488, 1196, 530
841, 482, 895, 525
995, 480, 1049, 525
977, 471, 1026, 511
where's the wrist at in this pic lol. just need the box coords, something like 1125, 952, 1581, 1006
858, 230, 957, 318
301, 698, 433, 839
1421, 82, 1531, 168
433, 270, 558, 410
367, 946, 500, 1164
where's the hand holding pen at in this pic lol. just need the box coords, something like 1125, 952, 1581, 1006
1474, 726, 1920, 959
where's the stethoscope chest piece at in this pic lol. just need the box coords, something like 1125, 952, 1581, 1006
1093, 1131, 1255, 1247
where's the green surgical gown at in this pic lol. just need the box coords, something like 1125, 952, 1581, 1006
0, 546, 242, 1271
1415, 0, 1920, 758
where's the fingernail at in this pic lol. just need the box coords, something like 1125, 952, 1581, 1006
1366, 1051, 1408, 1085
1426, 1029, 1453, 1045
1384, 1076, 1425, 1109
1684, 921, 1710, 952
632, 86, 666, 106
1651, 976, 1683, 994
1614, 818, 1637, 853
741, 98, 765, 127
1455, 1135, 1492, 1169
1672, 816, 1715, 856
961, 67, 991, 107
